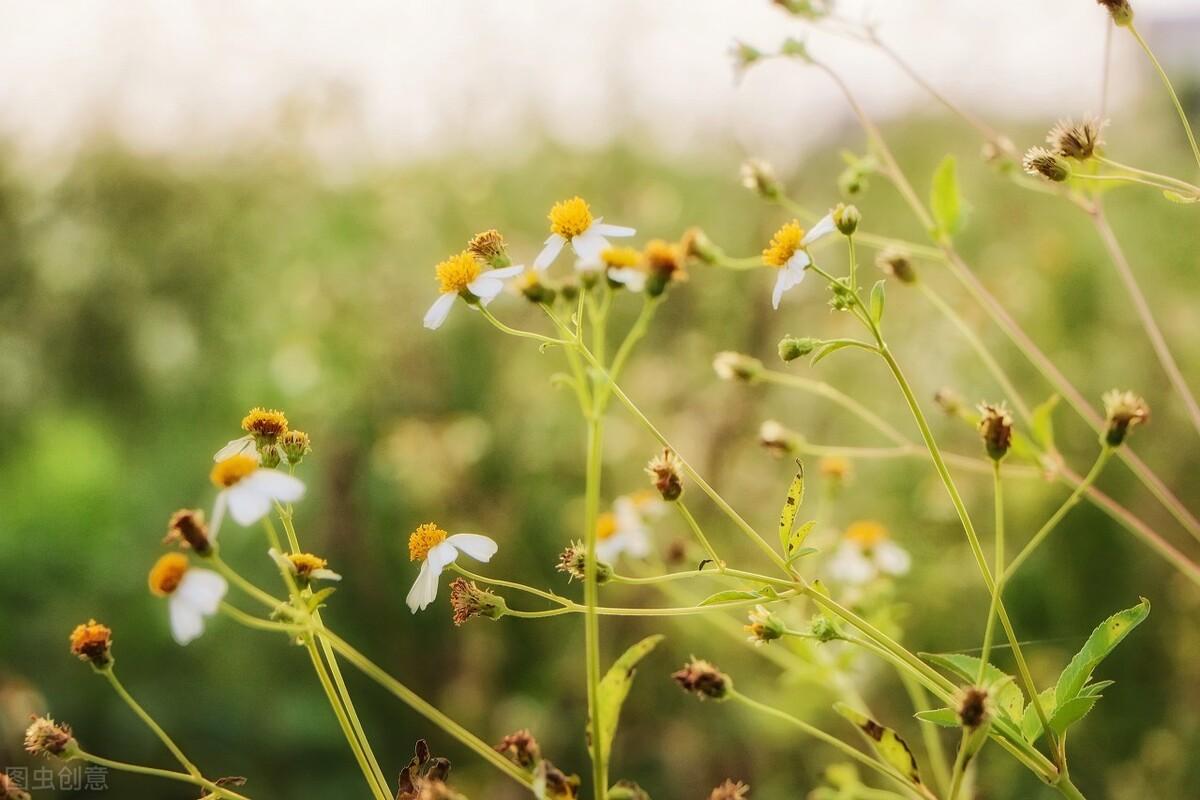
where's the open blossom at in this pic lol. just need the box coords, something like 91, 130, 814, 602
424, 250, 525, 330
826, 521, 910, 585
148, 553, 228, 645
406, 522, 498, 612
595, 493, 663, 563
269, 548, 342, 584
209, 454, 305, 535
214, 407, 289, 462
761, 214, 835, 309
577, 246, 647, 291
534, 196, 635, 271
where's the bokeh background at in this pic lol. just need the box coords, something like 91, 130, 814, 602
2, 1, 1199, 798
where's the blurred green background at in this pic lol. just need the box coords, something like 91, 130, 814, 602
2, 87, 1200, 799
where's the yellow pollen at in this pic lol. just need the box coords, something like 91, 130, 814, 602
601, 246, 641, 269
435, 251, 483, 295
289, 552, 328, 577
69, 619, 112, 659
241, 407, 288, 439
409, 522, 449, 562
845, 520, 888, 549
548, 196, 594, 239
148, 553, 190, 597
762, 220, 806, 268
596, 512, 618, 541
210, 454, 259, 488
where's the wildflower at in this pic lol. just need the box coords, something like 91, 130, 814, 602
467, 229, 513, 268
876, 248, 917, 284
1102, 390, 1149, 446
163, 508, 212, 555
1047, 116, 1105, 160
713, 351, 763, 382
556, 540, 614, 584
595, 494, 659, 563
759, 420, 801, 457
69, 619, 113, 668
0, 773, 30, 800
494, 729, 541, 768
534, 196, 635, 271
242, 407, 288, 443
1096, 0, 1134, 26
832, 203, 860, 236
778, 334, 818, 362
643, 239, 687, 297
578, 246, 645, 292
956, 686, 992, 730
280, 429, 312, 466
680, 226, 719, 265
424, 250, 526, 330
740, 158, 779, 199
761, 216, 836, 308
645, 449, 684, 502
729, 41, 765, 79
448, 577, 507, 625
744, 605, 785, 645
977, 402, 1014, 462
24, 717, 76, 758
406, 523, 498, 612
148, 553, 228, 645
708, 779, 750, 800
210, 453, 305, 532
826, 521, 910, 585
1022, 147, 1071, 182
269, 548, 341, 586
671, 657, 731, 700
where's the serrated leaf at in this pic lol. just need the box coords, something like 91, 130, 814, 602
588, 635, 664, 765
698, 590, 760, 606
1055, 598, 1149, 706
1163, 190, 1199, 204
834, 703, 923, 785
914, 708, 959, 728
1030, 394, 1060, 451
930, 155, 966, 237
869, 280, 886, 325
1079, 680, 1114, 697
920, 652, 1023, 722
777, 460, 805, 552
1020, 687, 1057, 743
1020, 689, 1101, 743
787, 520, 817, 556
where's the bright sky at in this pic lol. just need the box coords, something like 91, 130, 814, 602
0, 0, 1195, 170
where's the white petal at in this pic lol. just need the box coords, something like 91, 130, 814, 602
467, 276, 505, 301
486, 264, 526, 280
169, 596, 205, 645
802, 213, 836, 245
608, 267, 646, 291
771, 270, 788, 310
268, 547, 293, 573
226, 483, 273, 526
826, 543, 875, 585
445, 533, 498, 562
596, 537, 622, 563
406, 558, 439, 612
423, 293, 457, 330
176, 569, 229, 615
311, 569, 342, 582
571, 229, 610, 262
785, 250, 812, 273
208, 493, 227, 543
594, 222, 636, 237
213, 435, 255, 462
874, 541, 912, 576
534, 235, 566, 271
575, 257, 603, 274
245, 469, 305, 503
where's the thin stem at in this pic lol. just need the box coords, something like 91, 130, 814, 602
977, 462, 1004, 679
479, 306, 571, 347
75, 750, 250, 800
899, 670, 953, 796
582, 413, 607, 800
452, 564, 573, 605
210, 553, 287, 612
1128, 24, 1200, 172
676, 500, 725, 570
1094, 156, 1200, 194
946, 731, 971, 800
100, 669, 199, 779
758, 369, 910, 446
219, 602, 304, 634
1071, 172, 1187, 193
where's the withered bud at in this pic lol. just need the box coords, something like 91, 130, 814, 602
744, 604, 785, 645
759, 420, 801, 458
1102, 390, 1149, 447
956, 686, 991, 730
778, 335, 818, 362
934, 387, 965, 416
671, 658, 731, 701
69, 619, 113, 669
876, 248, 917, 284
280, 430, 312, 465
1096, 0, 1134, 26
708, 779, 751, 800
832, 203, 860, 236
645, 449, 684, 502
556, 541, 612, 584
259, 443, 282, 469
493, 729, 541, 769
468, 229, 511, 267
740, 158, 780, 199
1022, 147, 1071, 182
1047, 116, 1106, 160
533, 760, 581, 800
0, 773, 30, 800
680, 227, 720, 265
24, 717, 76, 758
713, 352, 763, 383
448, 578, 508, 625
164, 508, 212, 555
977, 402, 1014, 462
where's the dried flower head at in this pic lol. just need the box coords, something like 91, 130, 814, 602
642, 239, 686, 297
280, 430, 312, 465
397, 740, 458, 800
876, 248, 917, 284
448, 578, 507, 625
671, 657, 731, 700
1047, 116, 1105, 160
1096, 0, 1134, 26
977, 402, 1014, 461
533, 760, 581, 800
468, 229, 510, 266
645, 449, 684, 502
1102, 390, 1149, 446
69, 619, 113, 668
24, 717, 76, 758
555, 541, 612, 584
0, 772, 30, 800
744, 605, 784, 646
713, 352, 762, 383
708, 779, 751, 800
759, 420, 801, 458
493, 729, 542, 768
956, 686, 992, 730
164, 508, 211, 555
1022, 147, 1071, 182
241, 407, 288, 443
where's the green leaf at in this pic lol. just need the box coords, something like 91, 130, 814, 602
920, 652, 1024, 722
1163, 190, 1199, 204
589, 635, 664, 765
306, 586, 338, 611
914, 708, 959, 728
1030, 394, 1060, 451
869, 280, 886, 325
1020, 689, 1102, 743
1055, 598, 1150, 706
1020, 688, 1056, 743
786, 520, 817, 556
785, 545, 818, 565
777, 460, 805, 552
698, 590, 760, 606
811, 340, 858, 365
930, 155, 966, 237
834, 703, 923, 786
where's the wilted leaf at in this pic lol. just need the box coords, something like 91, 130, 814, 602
834, 703, 923, 786
589, 635, 664, 765
786, 520, 817, 556
1055, 598, 1149, 706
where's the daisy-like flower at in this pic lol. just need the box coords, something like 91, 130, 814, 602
761, 215, 836, 308
595, 493, 662, 563
534, 196, 635, 271
424, 250, 526, 330
148, 553, 228, 645
578, 246, 647, 291
213, 407, 289, 462
269, 548, 342, 585
210, 453, 305, 535
406, 522, 498, 613
826, 520, 910, 585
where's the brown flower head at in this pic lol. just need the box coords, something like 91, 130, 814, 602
494, 729, 542, 769
956, 686, 992, 730
1022, 147, 1070, 182
977, 402, 1014, 461
708, 779, 750, 800
468, 229, 510, 267
645, 449, 684, 502
69, 619, 113, 668
1102, 390, 1149, 446
1046, 116, 1105, 160
24, 717, 76, 758
448, 578, 507, 625
164, 508, 211, 555
555, 541, 612, 584
876, 248, 916, 284
671, 657, 731, 701
1096, 0, 1133, 26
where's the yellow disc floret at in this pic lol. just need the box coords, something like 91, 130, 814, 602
210, 454, 259, 488
548, 196, 594, 239
241, 407, 288, 439
845, 520, 887, 550
435, 250, 483, 295
596, 512, 618, 541
762, 220, 805, 268
289, 552, 328, 578
69, 619, 113, 663
409, 522, 449, 562
600, 246, 641, 269
149, 553, 190, 597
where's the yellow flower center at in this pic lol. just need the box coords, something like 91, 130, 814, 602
762, 220, 805, 268
289, 552, 328, 577
596, 512, 618, 541
845, 520, 887, 549
69, 619, 112, 659
644, 239, 681, 275
210, 454, 259, 488
548, 196, 594, 239
435, 251, 483, 295
409, 522, 449, 562
241, 407, 288, 439
601, 246, 641, 269
148, 553, 190, 596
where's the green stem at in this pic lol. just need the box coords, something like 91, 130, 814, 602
758, 369, 910, 446
74, 750, 251, 800
977, 462, 1004, 681
946, 731, 971, 800
219, 602, 304, 634
210, 553, 287, 612
100, 669, 200, 779
1094, 155, 1200, 194
582, 413, 607, 800
899, 670, 953, 796
480, 306, 571, 347
676, 500, 725, 570
1128, 23, 1200, 172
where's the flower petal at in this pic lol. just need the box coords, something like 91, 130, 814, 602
176, 569, 229, 615
169, 596, 205, 645
423, 293, 457, 330
445, 533, 498, 563
802, 213, 836, 245
213, 435, 255, 462
467, 276, 505, 301
534, 235, 566, 271
608, 267, 646, 292
594, 223, 636, 237
486, 264, 526, 280
208, 492, 228, 543
875, 541, 912, 576
406, 558, 439, 612
826, 543, 875, 585
245, 469, 305, 503
226, 483, 273, 526
571, 229, 610, 263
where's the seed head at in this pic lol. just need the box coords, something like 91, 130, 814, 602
69, 619, 113, 668
164, 508, 212, 555
1046, 116, 1105, 160
708, 779, 750, 800
876, 248, 917, 284
493, 729, 541, 768
740, 158, 779, 199
1022, 147, 1071, 182
956, 686, 992, 730
1102, 390, 1149, 446
555, 541, 613, 584
24, 717, 76, 758
467, 229, 510, 267
645, 449, 684, 502
671, 657, 731, 701
713, 352, 763, 383
448, 578, 507, 625
1096, 0, 1134, 26
280, 430, 312, 465
977, 402, 1014, 461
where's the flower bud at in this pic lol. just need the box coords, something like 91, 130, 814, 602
448, 578, 508, 625
740, 158, 780, 200
468, 229, 512, 268
713, 352, 763, 383
934, 387, 964, 416
280, 430, 312, 465
69, 619, 113, 669
519, 271, 557, 304
680, 227, 720, 265
645, 449, 684, 502
730, 41, 765, 77
832, 203, 860, 236
977, 402, 1014, 462
1096, 0, 1133, 26
1022, 147, 1071, 182
956, 686, 992, 730
24, 717, 77, 758
555, 541, 612, 585
259, 444, 282, 469
876, 249, 917, 284
1102, 390, 1149, 446
559, 277, 580, 303
809, 615, 844, 643
494, 729, 541, 769
744, 604, 785, 645
671, 658, 731, 701
164, 508, 212, 556
778, 335, 819, 362
759, 420, 802, 458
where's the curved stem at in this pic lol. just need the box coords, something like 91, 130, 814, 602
977, 462, 1004, 679
75, 750, 251, 800
1128, 24, 1200, 172
758, 369, 910, 446
101, 669, 200, 779
676, 500, 725, 570
479, 306, 571, 347
1094, 156, 1200, 194
582, 414, 607, 800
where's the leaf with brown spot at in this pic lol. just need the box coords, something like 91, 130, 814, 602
834, 703, 923, 786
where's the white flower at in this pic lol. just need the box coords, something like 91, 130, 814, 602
406, 523, 498, 612
425, 250, 526, 330
213, 434, 257, 462
607, 267, 647, 292
269, 548, 342, 583
826, 521, 911, 586
534, 196, 635, 271
762, 214, 836, 309
209, 454, 305, 538
595, 494, 661, 563
149, 553, 228, 645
